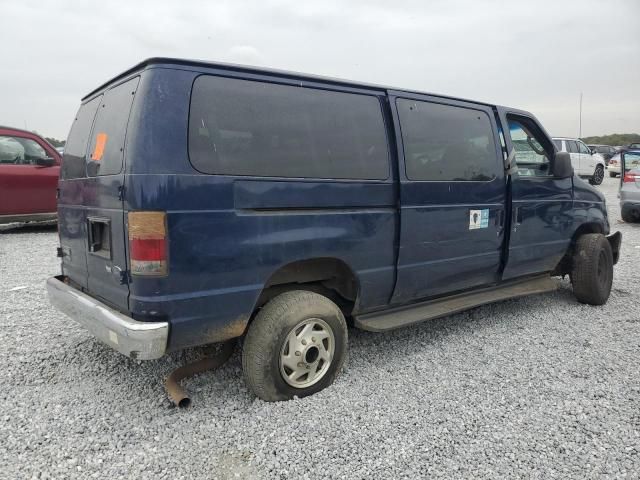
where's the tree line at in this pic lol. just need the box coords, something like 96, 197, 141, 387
580, 133, 640, 146
45, 137, 65, 148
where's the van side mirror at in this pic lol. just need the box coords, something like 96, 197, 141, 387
36, 157, 56, 167
552, 151, 573, 178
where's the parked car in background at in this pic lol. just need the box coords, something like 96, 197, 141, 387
552, 137, 606, 185
626, 143, 640, 150
47, 58, 620, 403
587, 144, 617, 164
608, 152, 622, 177
56, 146, 65, 155
0, 126, 61, 224
620, 149, 640, 222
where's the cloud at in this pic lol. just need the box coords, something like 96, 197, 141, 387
0, 0, 638, 139
224, 45, 265, 65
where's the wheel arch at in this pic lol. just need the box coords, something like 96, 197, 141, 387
552, 221, 606, 276
253, 257, 360, 318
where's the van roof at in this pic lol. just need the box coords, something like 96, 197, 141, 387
83, 57, 497, 109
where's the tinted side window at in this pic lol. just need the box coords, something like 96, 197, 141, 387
189, 76, 389, 180
552, 139, 563, 151
86, 77, 139, 177
397, 99, 498, 181
61, 96, 102, 179
567, 141, 578, 153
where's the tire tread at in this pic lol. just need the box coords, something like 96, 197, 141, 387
571, 233, 613, 305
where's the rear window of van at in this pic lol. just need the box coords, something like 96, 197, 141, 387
188, 76, 389, 180
61, 77, 139, 179
61, 96, 102, 179
86, 77, 140, 177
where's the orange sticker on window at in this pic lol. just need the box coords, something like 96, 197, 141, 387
91, 133, 108, 161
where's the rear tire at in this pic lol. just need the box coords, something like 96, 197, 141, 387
571, 234, 613, 305
621, 208, 636, 223
242, 290, 348, 401
589, 165, 604, 185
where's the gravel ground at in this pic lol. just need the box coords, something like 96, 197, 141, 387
1, 175, 639, 479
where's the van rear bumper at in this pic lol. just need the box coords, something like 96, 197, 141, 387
46, 276, 168, 360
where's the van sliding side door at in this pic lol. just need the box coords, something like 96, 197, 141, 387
389, 91, 507, 303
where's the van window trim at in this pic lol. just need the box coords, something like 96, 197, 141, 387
393, 95, 504, 183
59, 94, 104, 180
84, 75, 140, 178
186, 73, 393, 182
504, 112, 560, 180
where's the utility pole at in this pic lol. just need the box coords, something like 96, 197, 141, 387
579, 92, 583, 139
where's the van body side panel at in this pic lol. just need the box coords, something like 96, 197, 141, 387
572, 178, 609, 234
502, 177, 574, 278
124, 68, 396, 351
392, 182, 506, 302
125, 68, 196, 175
125, 175, 396, 350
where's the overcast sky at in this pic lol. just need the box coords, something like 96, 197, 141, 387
1, 0, 638, 140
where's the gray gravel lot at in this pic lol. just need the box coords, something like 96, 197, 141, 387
1, 175, 639, 479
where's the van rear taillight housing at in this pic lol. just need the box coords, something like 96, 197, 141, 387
128, 212, 168, 276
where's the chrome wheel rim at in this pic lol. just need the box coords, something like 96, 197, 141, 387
279, 318, 335, 388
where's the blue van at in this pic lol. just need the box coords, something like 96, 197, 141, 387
47, 58, 621, 401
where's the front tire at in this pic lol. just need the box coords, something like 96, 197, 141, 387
571, 234, 613, 305
589, 165, 604, 185
242, 290, 348, 401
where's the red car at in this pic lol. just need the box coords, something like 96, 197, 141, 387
0, 126, 61, 224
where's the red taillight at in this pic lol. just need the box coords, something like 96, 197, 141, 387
623, 173, 637, 183
128, 212, 167, 276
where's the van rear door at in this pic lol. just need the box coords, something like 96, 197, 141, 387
85, 77, 139, 309
59, 77, 140, 310
58, 96, 103, 290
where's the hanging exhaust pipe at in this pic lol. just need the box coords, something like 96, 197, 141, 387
165, 340, 235, 408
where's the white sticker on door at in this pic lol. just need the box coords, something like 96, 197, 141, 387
469, 209, 489, 230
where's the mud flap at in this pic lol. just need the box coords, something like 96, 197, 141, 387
606, 231, 622, 264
